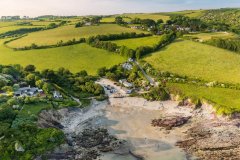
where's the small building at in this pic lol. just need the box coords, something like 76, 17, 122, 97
122, 63, 133, 70
128, 58, 134, 62
14, 86, 43, 97
53, 91, 63, 99
119, 79, 133, 88
85, 22, 92, 26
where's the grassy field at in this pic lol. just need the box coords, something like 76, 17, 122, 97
101, 17, 131, 23
144, 40, 240, 84
0, 41, 125, 74
20, 102, 52, 116
0, 25, 40, 34
185, 32, 238, 41
112, 36, 163, 49
162, 10, 205, 18
8, 24, 146, 48
167, 83, 240, 114
0, 21, 16, 27
123, 13, 170, 22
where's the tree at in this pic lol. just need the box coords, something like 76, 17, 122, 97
2, 86, 13, 93
97, 67, 107, 77
91, 16, 102, 24
25, 74, 36, 86
24, 65, 36, 72
157, 19, 164, 25
42, 83, 52, 94
115, 17, 124, 24
77, 70, 88, 77
75, 22, 84, 28
7, 98, 18, 106
35, 80, 44, 88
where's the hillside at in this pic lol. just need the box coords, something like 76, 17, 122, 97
200, 8, 240, 27
8, 24, 146, 48
144, 40, 240, 84
0, 41, 125, 74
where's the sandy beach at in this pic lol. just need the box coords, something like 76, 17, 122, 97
53, 79, 240, 160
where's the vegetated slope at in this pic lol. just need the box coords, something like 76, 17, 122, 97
123, 13, 170, 22
0, 41, 125, 74
185, 32, 238, 41
167, 83, 240, 114
8, 24, 146, 48
144, 40, 240, 84
200, 8, 240, 27
111, 36, 163, 49
161, 10, 206, 18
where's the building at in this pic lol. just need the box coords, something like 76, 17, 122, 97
119, 79, 133, 88
53, 91, 63, 99
14, 86, 43, 97
122, 63, 133, 70
1, 16, 20, 20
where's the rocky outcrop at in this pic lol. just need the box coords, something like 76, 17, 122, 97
152, 116, 191, 130
42, 128, 126, 160
37, 109, 64, 129
176, 122, 240, 160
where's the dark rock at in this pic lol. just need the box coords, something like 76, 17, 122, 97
37, 110, 64, 129
152, 116, 191, 130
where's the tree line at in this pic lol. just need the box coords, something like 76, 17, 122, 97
87, 32, 176, 59
206, 38, 240, 53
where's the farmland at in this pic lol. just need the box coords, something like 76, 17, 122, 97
185, 32, 238, 41
167, 83, 240, 114
8, 24, 146, 48
161, 10, 205, 18
101, 17, 131, 23
0, 41, 125, 74
111, 36, 163, 49
144, 40, 240, 84
123, 13, 170, 22
0, 25, 40, 34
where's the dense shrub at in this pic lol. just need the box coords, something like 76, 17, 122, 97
206, 38, 240, 53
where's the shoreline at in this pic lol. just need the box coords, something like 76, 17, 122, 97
39, 78, 240, 160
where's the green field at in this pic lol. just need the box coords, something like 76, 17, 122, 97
167, 83, 240, 114
0, 41, 125, 74
123, 13, 170, 22
0, 21, 16, 27
112, 36, 162, 49
20, 102, 52, 116
0, 25, 40, 34
101, 17, 131, 23
8, 24, 146, 48
144, 40, 240, 84
185, 32, 238, 41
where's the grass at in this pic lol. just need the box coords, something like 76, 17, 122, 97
101, 17, 131, 23
0, 41, 125, 75
0, 25, 39, 34
111, 36, 163, 49
20, 102, 52, 116
144, 40, 240, 84
162, 10, 205, 18
123, 13, 170, 22
8, 24, 146, 48
185, 32, 238, 41
167, 83, 240, 114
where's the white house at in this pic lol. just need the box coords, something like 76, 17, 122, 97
119, 79, 133, 88
14, 86, 43, 97
53, 91, 63, 99
122, 63, 133, 70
